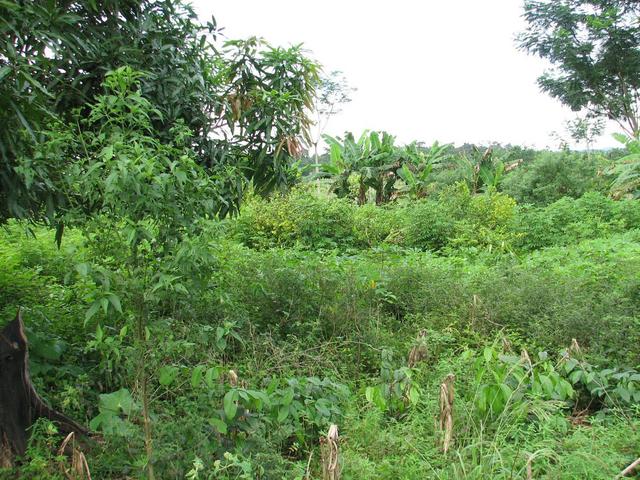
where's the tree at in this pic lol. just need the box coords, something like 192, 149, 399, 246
396, 142, 451, 199
566, 115, 606, 157
1, 1, 318, 224
455, 147, 507, 194
519, 1, 640, 137
33, 67, 224, 479
1, 310, 88, 468
322, 131, 400, 205
310, 71, 356, 171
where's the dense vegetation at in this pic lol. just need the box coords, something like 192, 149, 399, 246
3, 170, 640, 478
2, 1, 640, 479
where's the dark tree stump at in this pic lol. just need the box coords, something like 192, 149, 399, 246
0, 310, 88, 466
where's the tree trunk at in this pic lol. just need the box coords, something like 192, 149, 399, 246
357, 182, 367, 206
0, 310, 88, 465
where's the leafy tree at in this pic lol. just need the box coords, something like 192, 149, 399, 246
396, 142, 451, 199
519, 1, 640, 136
322, 131, 402, 205
37, 66, 224, 479
550, 115, 605, 155
566, 115, 606, 156
1, 1, 318, 223
310, 71, 356, 169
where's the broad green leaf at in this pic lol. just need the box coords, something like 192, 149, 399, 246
191, 365, 205, 388
277, 404, 289, 422
223, 390, 238, 420
205, 367, 220, 388
108, 294, 122, 313
85, 302, 101, 324
616, 385, 631, 403
99, 388, 136, 415
159, 365, 179, 386
483, 347, 494, 363
209, 417, 228, 435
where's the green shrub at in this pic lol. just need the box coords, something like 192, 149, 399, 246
501, 151, 609, 205
401, 185, 518, 253
231, 188, 398, 250
515, 192, 640, 250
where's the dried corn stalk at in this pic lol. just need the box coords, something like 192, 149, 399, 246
320, 424, 340, 480
439, 373, 455, 454
58, 432, 91, 480
520, 349, 532, 370
407, 330, 428, 368
569, 338, 582, 358
227, 370, 239, 387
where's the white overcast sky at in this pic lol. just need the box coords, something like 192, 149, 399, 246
192, 0, 620, 150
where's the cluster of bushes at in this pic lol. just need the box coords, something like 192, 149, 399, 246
513, 191, 640, 250
230, 188, 397, 250
229, 187, 640, 255
421, 147, 612, 206
501, 151, 610, 205
1, 211, 640, 477
230, 185, 518, 253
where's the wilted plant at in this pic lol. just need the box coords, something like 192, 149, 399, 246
320, 424, 340, 480
439, 373, 455, 454
407, 329, 429, 368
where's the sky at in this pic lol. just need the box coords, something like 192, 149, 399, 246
192, 0, 620, 150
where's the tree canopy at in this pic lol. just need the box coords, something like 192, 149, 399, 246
0, 0, 318, 223
519, 0, 640, 136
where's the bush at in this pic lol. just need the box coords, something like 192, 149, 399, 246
230, 188, 398, 250
401, 185, 518, 253
515, 192, 640, 250
501, 151, 609, 206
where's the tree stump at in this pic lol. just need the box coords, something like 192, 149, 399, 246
0, 310, 88, 466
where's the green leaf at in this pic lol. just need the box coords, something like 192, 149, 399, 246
538, 374, 554, 396
499, 383, 512, 402
99, 388, 136, 415
191, 365, 205, 388
277, 404, 289, 422
108, 294, 122, 313
569, 370, 584, 384
563, 358, 579, 373
100, 297, 109, 315
365, 386, 374, 403
408, 386, 420, 405
223, 390, 238, 420
102, 145, 114, 161
208, 417, 228, 435
85, 302, 101, 324
281, 388, 295, 406
159, 365, 179, 386
483, 347, 494, 363
205, 367, 220, 388
616, 385, 631, 403
75, 263, 90, 277
0, 66, 11, 82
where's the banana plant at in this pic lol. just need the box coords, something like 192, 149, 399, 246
608, 133, 640, 199
396, 141, 450, 199
456, 146, 507, 193
321, 131, 402, 204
